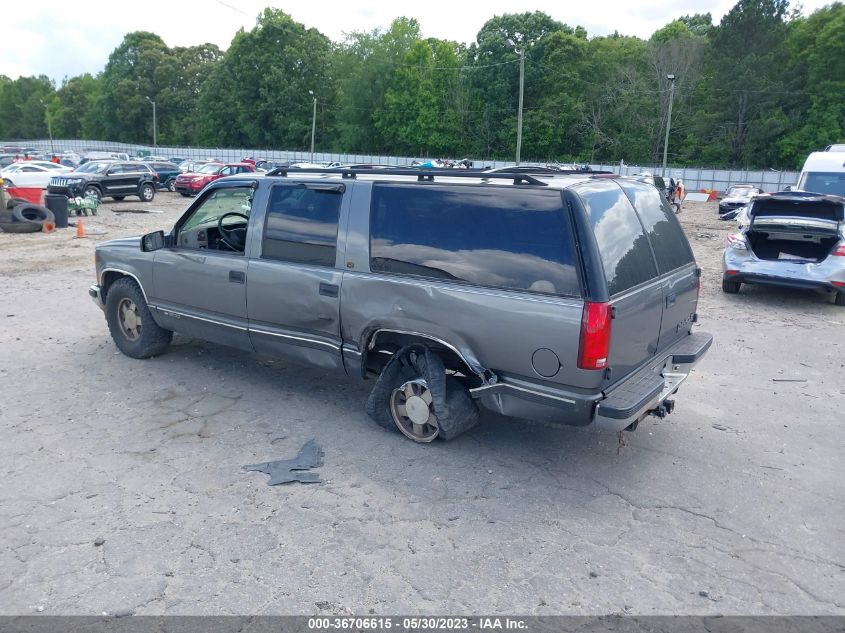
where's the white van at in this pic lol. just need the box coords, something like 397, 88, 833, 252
797, 151, 845, 196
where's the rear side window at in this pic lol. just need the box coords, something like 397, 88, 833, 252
619, 181, 694, 274
576, 180, 657, 296
262, 185, 342, 267
369, 184, 580, 296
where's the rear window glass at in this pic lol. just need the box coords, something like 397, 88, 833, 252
619, 180, 694, 274
576, 180, 657, 296
369, 184, 580, 296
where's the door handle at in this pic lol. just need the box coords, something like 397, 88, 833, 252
229, 270, 245, 284
319, 282, 339, 298
666, 292, 677, 307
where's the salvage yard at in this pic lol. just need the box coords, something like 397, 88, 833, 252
1, 194, 843, 615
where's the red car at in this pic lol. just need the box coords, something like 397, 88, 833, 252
174, 162, 255, 197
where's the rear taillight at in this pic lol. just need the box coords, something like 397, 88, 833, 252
833, 243, 845, 257
726, 233, 747, 250
578, 301, 612, 371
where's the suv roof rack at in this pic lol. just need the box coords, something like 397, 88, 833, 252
265, 167, 550, 186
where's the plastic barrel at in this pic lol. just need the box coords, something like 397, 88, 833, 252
45, 193, 69, 229
6, 187, 44, 205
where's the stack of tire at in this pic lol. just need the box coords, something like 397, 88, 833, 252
0, 197, 55, 233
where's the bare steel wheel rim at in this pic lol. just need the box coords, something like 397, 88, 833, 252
117, 298, 143, 341
390, 379, 439, 442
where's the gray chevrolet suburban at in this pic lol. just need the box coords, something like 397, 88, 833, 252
89, 168, 712, 442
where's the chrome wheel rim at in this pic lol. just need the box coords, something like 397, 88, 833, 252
390, 379, 439, 442
142, 186, 153, 200
117, 298, 142, 341
84, 187, 99, 200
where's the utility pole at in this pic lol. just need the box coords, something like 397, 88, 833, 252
145, 96, 157, 149
309, 90, 317, 162
40, 100, 53, 154
506, 39, 525, 165
661, 74, 676, 178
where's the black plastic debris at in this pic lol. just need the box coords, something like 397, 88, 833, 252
243, 439, 323, 485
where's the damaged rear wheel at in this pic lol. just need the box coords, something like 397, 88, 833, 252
366, 346, 479, 443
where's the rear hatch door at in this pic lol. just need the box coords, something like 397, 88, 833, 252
574, 180, 664, 379
619, 180, 699, 354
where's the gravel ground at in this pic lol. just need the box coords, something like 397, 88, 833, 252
1, 193, 843, 615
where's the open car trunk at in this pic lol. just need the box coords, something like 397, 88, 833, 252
747, 194, 844, 262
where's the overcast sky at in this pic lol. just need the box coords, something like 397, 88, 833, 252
5, 0, 827, 83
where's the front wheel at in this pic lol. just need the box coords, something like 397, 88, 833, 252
722, 279, 741, 294
835, 291, 845, 306
105, 278, 172, 358
366, 346, 479, 442
139, 183, 155, 202
83, 185, 101, 201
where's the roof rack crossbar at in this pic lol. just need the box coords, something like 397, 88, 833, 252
264, 167, 549, 186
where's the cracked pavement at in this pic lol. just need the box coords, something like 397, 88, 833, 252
0, 196, 843, 615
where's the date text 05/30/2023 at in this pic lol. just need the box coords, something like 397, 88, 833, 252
307, 617, 528, 630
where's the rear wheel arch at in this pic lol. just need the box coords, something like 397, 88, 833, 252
362, 329, 488, 388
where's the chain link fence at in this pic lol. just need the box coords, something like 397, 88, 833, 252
5, 139, 800, 193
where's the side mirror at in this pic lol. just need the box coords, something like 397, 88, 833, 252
141, 230, 166, 252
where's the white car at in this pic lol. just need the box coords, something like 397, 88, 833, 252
719, 184, 761, 215
1, 162, 73, 188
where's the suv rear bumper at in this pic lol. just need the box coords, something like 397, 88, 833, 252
593, 332, 712, 432
470, 332, 712, 433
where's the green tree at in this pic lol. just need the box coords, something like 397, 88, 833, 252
464, 11, 578, 159
53, 74, 102, 138
778, 3, 845, 166
0, 75, 55, 139
334, 18, 422, 153
98, 32, 170, 144
197, 9, 335, 149
688, 0, 791, 167
374, 38, 463, 155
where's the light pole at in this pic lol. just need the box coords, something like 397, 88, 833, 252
506, 39, 525, 165
40, 100, 53, 154
661, 74, 676, 178
308, 90, 317, 162
145, 96, 157, 149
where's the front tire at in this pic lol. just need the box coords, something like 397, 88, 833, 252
166, 178, 176, 192
366, 346, 479, 442
139, 183, 155, 202
105, 278, 172, 359
835, 291, 845, 306
83, 185, 101, 201
722, 279, 741, 294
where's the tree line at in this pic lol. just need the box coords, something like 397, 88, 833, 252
0, 0, 842, 169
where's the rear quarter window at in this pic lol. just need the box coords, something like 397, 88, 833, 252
576, 180, 657, 296
619, 180, 694, 274
369, 184, 580, 296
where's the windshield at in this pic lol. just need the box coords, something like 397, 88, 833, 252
197, 163, 222, 174
77, 161, 109, 173
728, 186, 755, 197
800, 172, 845, 197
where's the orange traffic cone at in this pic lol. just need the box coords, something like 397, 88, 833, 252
75, 218, 87, 239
